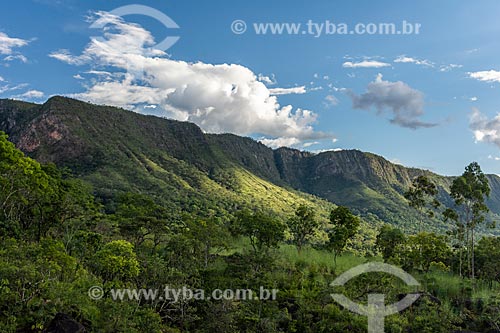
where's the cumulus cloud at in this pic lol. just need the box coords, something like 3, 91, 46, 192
394, 55, 434, 67
348, 74, 436, 129
470, 108, 500, 148
49, 12, 329, 147
342, 60, 390, 68
468, 70, 500, 83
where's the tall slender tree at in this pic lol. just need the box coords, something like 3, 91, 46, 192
443, 207, 464, 277
449, 162, 490, 280
404, 175, 441, 233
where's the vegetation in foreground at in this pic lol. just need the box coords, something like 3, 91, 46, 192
1, 131, 500, 333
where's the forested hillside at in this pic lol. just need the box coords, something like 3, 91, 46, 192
1, 97, 499, 332
1, 96, 499, 235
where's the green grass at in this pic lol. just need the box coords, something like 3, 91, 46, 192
472, 281, 500, 301
278, 244, 373, 273
412, 270, 500, 306
278, 245, 500, 304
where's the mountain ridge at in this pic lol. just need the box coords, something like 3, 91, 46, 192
1, 96, 499, 234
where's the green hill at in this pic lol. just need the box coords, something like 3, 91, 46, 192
1, 96, 499, 235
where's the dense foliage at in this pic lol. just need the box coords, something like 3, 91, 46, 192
0, 129, 499, 332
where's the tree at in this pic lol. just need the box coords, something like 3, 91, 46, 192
287, 204, 320, 254
443, 208, 465, 277
475, 236, 500, 283
39, 164, 100, 242
327, 206, 360, 267
185, 216, 230, 268
0, 131, 50, 239
0, 132, 99, 241
93, 240, 140, 282
115, 193, 179, 249
449, 162, 490, 280
404, 175, 440, 232
401, 232, 451, 273
230, 209, 285, 255
375, 225, 406, 263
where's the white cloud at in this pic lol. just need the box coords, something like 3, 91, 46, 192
487, 154, 500, 161
0, 76, 4, 82
257, 73, 276, 85
11, 89, 44, 100
348, 73, 436, 129
342, 60, 390, 68
470, 96, 478, 102
49, 49, 87, 65
0, 83, 28, 94
439, 64, 462, 72
73, 74, 84, 80
312, 148, 343, 154
302, 141, 319, 148
259, 137, 301, 148
309, 86, 323, 91
389, 158, 403, 165
470, 108, 500, 147
468, 70, 500, 83
0, 32, 30, 65
324, 94, 339, 107
268, 86, 307, 95
0, 32, 29, 55
4, 54, 28, 63
328, 83, 343, 92
22, 90, 44, 98
394, 55, 434, 67
86, 70, 113, 76
50, 12, 330, 146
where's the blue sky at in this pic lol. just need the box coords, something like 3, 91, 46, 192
1, 0, 500, 176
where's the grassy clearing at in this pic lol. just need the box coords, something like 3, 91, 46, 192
220, 238, 500, 306
278, 244, 372, 273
